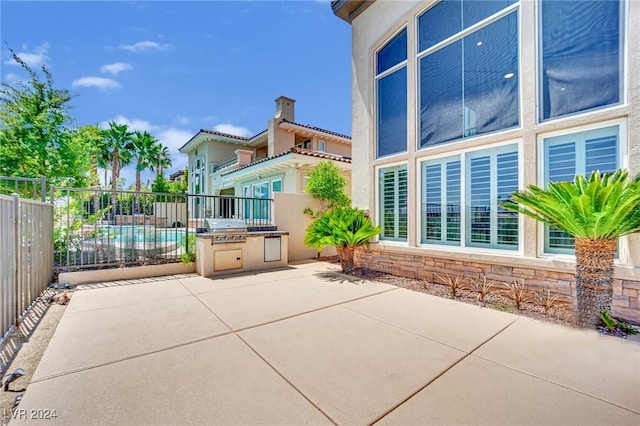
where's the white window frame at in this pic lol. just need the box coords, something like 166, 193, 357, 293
535, 0, 627, 124
420, 155, 462, 246
317, 140, 326, 152
375, 161, 409, 244
416, 139, 523, 255
415, 1, 522, 152
536, 118, 628, 261
375, 26, 409, 160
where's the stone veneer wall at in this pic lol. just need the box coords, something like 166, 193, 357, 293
355, 247, 640, 324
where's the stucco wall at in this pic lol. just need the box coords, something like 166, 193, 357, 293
350, 0, 640, 268
273, 192, 337, 261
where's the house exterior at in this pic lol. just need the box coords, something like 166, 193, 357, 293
333, 0, 640, 322
179, 96, 352, 260
179, 96, 352, 216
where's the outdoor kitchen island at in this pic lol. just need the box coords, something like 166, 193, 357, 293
195, 227, 289, 277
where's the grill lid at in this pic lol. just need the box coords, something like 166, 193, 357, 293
204, 218, 248, 233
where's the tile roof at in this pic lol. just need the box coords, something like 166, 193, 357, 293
200, 129, 250, 141
290, 147, 352, 162
279, 119, 351, 140
221, 147, 351, 176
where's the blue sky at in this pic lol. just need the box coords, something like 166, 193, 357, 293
0, 0, 351, 187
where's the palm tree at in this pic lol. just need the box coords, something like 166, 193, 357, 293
131, 131, 160, 192
501, 170, 640, 328
305, 207, 382, 274
101, 121, 134, 191
153, 145, 172, 178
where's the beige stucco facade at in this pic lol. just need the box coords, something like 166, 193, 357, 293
179, 96, 352, 199
339, 0, 640, 320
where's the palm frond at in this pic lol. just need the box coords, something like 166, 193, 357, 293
501, 170, 640, 239
305, 207, 382, 251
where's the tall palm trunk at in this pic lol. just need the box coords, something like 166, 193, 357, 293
575, 238, 616, 327
111, 148, 119, 191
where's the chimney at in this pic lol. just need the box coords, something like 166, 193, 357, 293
274, 96, 295, 122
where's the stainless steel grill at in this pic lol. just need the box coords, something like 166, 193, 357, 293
205, 218, 248, 244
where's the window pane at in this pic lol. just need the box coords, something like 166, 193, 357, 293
422, 159, 461, 245
418, 1, 516, 53
541, 0, 621, 120
446, 160, 461, 242
463, 12, 519, 137
544, 126, 619, 253
379, 165, 408, 242
378, 68, 407, 157
585, 133, 617, 175
398, 168, 408, 239
469, 156, 491, 245
424, 164, 442, 241
546, 141, 576, 183
377, 28, 407, 74
463, 0, 516, 29
419, 41, 463, 148
497, 151, 518, 247
418, 0, 462, 52
419, 12, 519, 149
272, 180, 282, 193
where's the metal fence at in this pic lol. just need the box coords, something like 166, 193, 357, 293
52, 187, 191, 271
0, 194, 53, 339
52, 188, 275, 271
0, 176, 47, 202
189, 194, 274, 228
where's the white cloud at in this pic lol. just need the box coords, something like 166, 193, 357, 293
4, 43, 50, 67
4, 73, 21, 84
100, 62, 133, 75
118, 40, 173, 52
213, 123, 253, 138
100, 115, 157, 132
71, 77, 121, 91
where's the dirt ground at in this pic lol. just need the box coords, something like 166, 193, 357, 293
0, 290, 71, 425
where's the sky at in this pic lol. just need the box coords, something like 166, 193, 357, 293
0, 0, 352, 188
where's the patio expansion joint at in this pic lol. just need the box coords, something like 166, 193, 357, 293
370, 318, 518, 425
28, 330, 237, 384
234, 333, 340, 426
472, 353, 640, 416
62, 292, 198, 315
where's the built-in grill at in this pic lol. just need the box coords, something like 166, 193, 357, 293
204, 218, 248, 244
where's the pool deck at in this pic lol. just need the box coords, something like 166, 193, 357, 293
9, 261, 640, 425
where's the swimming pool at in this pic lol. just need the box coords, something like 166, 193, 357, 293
101, 225, 186, 244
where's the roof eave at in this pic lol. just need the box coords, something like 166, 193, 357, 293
331, 0, 374, 24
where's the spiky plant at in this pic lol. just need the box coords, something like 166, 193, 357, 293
501, 170, 640, 327
434, 273, 467, 299
304, 207, 382, 274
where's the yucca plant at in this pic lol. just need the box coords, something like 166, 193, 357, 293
304, 207, 382, 274
501, 170, 640, 328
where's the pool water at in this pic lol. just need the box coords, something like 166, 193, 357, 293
101, 226, 186, 244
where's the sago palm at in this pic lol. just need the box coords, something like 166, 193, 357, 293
305, 207, 382, 274
501, 170, 640, 328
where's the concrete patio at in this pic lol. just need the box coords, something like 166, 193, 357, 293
11, 261, 640, 425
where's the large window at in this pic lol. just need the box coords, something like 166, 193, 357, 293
418, 1, 519, 148
540, 0, 623, 121
421, 144, 519, 250
379, 165, 408, 241
376, 29, 407, 158
543, 125, 619, 253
